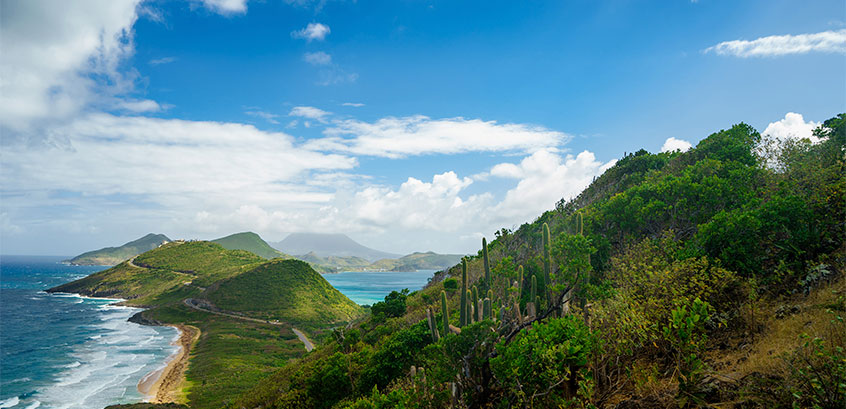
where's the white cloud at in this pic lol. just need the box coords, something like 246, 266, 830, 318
490, 150, 616, 221
661, 137, 693, 153
245, 109, 280, 124
291, 23, 330, 42
0, 0, 142, 135
289, 106, 331, 122
149, 56, 177, 65
704, 29, 846, 57
1, 113, 356, 209
763, 112, 821, 142
304, 51, 332, 65
200, 0, 248, 15
317, 68, 358, 86
342, 102, 365, 107
118, 99, 163, 113
306, 115, 569, 158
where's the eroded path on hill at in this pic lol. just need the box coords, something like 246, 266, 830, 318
182, 298, 314, 351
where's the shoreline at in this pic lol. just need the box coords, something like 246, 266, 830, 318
139, 324, 199, 404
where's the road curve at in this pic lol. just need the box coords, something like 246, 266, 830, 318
182, 298, 314, 352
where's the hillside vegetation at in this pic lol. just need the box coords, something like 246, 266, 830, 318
233, 115, 845, 409
205, 259, 363, 324
65, 233, 170, 266
212, 232, 290, 260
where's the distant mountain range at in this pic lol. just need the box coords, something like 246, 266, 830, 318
64, 233, 171, 266
272, 233, 401, 261
66, 231, 463, 273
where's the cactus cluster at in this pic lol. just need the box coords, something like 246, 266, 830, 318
459, 259, 468, 327
440, 290, 449, 336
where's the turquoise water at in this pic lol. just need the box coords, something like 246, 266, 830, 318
0, 256, 179, 409
322, 270, 436, 305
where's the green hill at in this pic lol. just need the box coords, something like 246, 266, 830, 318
48, 241, 265, 305
64, 233, 171, 266
369, 251, 463, 271
212, 232, 289, 260
204, 259, 364, 324
235, 116, 846, 409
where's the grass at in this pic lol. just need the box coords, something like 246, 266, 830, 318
205, 259, 365, 325
146, 305, 306, 409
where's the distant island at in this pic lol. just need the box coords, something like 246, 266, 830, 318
64, 233, 171, 266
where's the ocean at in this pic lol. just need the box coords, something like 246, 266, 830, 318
322, 269, 436, 305
0, 257, 435, 408
0, 256, 179, 409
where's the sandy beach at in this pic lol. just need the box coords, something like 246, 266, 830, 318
138, 324, 200, 404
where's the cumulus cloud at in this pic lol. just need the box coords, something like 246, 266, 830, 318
307, 115, 569, 158
0, 113, 356, 210
763, 112, 822, 142
704, 29, 846, 57
289, 106, 331, 122
118, 99, 164, 113
200, 0, 248, 15
304, 51, 332, 65
490, 150, 616, 221
291, 23, 330, 42
342, 102, 365, 107
0, 0, 142, 134
661, 137, 693, 152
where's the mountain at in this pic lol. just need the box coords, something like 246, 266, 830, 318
272, 233, 400, 261
212, 232, 289, 260
369, 252, 464, 272
205, 259, 363, 324
64, 233, 171, 266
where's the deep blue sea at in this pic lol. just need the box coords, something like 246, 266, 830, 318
323, 269, 436, 305
0, 256, 179, 409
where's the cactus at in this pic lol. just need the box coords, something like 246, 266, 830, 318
518, 265, 524, 301
482, 237, 491, 291
542, 222, 551, 303
578, 212, 584, 236
466, 290, 473, 324
530, 274, 537, 305
483, 298, 491, 320
440, 291, 449, 336
460, 259, 468, 327
426, 308, 439, 342
477, 299, 484, 322
472, 285, 478, 316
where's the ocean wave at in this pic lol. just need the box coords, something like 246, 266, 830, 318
23, 401, 41, 409
0, 397, 20, 408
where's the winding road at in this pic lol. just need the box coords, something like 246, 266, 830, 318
182, 298, 314, 352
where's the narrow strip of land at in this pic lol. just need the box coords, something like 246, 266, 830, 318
182, 298, 313, 351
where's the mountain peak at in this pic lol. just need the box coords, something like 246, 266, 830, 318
272, 232, 401, 262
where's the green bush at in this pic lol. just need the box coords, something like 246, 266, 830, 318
370, 289, 410, 320
491, 315, 600, 407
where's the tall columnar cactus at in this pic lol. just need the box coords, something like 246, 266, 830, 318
542, 222, 551, 303
485, 290, 493, 320
472, 285, 478, 315
482, 237, 491, 291
460, 259, 468, 327
427, 308, 439, 342
578, 212, 584, 236
466, 290, 473, 324
530, 274, 537, 307
440, 290, 449, 337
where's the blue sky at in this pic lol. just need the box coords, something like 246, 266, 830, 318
1, 0, 844, 256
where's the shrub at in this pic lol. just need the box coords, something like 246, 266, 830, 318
371, 288, 410, 320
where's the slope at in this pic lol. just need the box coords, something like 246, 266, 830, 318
212, 232, 289, 260
48, 241, 265, 306
204, 259, 364, 324
273, 233, 400, 261
234, 115, 846, 409
65, 233, 171, 266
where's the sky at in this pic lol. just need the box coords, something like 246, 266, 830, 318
1, 0, 844, 256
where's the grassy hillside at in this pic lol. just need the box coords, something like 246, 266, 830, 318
48, 241, 265, 306
212, 232, 289, 260
205, 259, 364, 324
233, 115, 846, 409
65, 233, 170, 265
